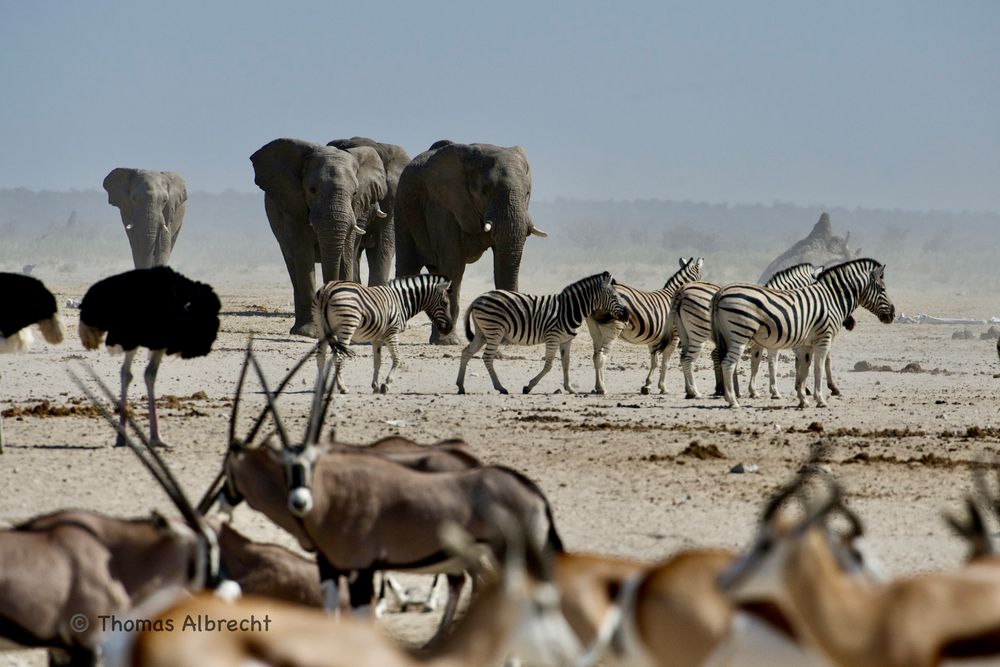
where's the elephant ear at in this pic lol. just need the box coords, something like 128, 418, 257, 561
162, 172, 187, 211
423, 143, 492, 237
345, 146, 388, 215
103, 168, 135, 209
250, 138, 315, 220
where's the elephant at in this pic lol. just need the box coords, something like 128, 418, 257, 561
327, 138, 410, 286
103, 168, 187, 269
250, 138, 388, 337
395, 141, 547, 344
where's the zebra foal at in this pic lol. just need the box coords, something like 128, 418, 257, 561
313, 274, 452, 393
457, 271, 627, 395
585, 257, 703, 395
712, 258, 895, 408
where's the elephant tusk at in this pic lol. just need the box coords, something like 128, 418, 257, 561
354, 224, 366, 235
124, 224, 133, 230
483, 221, 493, 233
373, 203, 387, 219
530, 227, 549, 238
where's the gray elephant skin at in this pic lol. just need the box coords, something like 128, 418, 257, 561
251, 138, 388, 337
103, 168, 187, 269
327, 137, 410, 286
395, 141, 547, 344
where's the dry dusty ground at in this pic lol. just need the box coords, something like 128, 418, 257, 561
1, 274, 999, 665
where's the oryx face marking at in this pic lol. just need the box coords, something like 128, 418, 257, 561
282, 445, 319, 517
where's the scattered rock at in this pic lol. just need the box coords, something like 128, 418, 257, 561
853, 360, 894, 372
383, 419, 408, 428
64, 298, 81, 309
730, 463, 759, 474
806, 421, 824, 433
680, 441, 726, 460
953, 329, 975, 340
980, 326, 1000, 340
2, 400, 101, 418
900, 362, 924, 373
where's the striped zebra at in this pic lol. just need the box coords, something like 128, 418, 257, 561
670, 263, 855, 400
746, 263, 846, 400
712, 258, 895, 408
585, 257, 703, 395
313, 274, 452, 393
457, 272, 627, 395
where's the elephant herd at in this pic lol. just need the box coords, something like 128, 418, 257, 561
106, 137, 547, 344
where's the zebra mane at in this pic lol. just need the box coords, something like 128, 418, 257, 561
562, 272, 611, 295
768, 262, 815, 282
388, 274, 450, 289
662, 257, 702, 290
815, 258, 883, 283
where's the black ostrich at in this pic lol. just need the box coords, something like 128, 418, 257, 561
1, 273, 65, 453
79, 267, 220, 447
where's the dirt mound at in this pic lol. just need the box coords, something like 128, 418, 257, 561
2, 400, 102, 418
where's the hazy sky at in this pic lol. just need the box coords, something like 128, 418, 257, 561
1, 1, 997, 211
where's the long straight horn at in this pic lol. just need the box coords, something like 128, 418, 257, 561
248, 352, 292, 450
241, 339, 324, 447
305, 350, 333, 445
229, 344, 252, 447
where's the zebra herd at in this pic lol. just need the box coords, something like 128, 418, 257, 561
314, 256, 896, 407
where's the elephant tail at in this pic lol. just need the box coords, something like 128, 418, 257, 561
464, 307, 475, 342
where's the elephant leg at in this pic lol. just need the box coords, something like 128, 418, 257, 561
559, 340, 576, 394
457, 332, 487, 394
265, 197, 318, 337
524, 341, 558, 394
366, 216, 395, 286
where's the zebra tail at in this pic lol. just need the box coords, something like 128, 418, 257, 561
328, 338, 355, 359
710, 292, 727, 361
464, 307, 474, 342
312, 292, 355, 359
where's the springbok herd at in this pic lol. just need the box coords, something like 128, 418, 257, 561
7, 251, 1000, 667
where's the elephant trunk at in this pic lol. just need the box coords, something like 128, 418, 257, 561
312, 197, 357, 284
129, 204, 169, 269
487, 193, 528, 292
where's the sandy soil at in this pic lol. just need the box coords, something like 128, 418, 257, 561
2, 274, 999, 666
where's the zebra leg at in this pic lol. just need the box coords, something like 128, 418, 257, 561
721, 343, 745, 408
586, 317, 607, 394
747, 345, 762, 399
826, 353, 840, 396
483, 342, 509, 395
794, 349, 810, 408
371, 344, 383, 393
380, 337, 402, 394
457, 332, 487, 394
711, 347, 726, 397
524, 341, 558, 394
681, 341, 703, 399
767, 348, 782, 400
642, 348, 659, 395
657, 334, 678, 394
559, 340, 576, 394
813, 343, 830, 408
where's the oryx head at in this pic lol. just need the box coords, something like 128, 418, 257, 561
202, 339, 337, 522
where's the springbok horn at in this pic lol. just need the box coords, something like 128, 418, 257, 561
248, 352, 292, 451
530, 227, 549, 238
373, 202, 387, 218
483, 221, 493, 233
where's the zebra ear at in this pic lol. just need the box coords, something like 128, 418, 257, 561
678, 257, 686, 268
695, 257, 704, 270
441, 280, 453, 291
601, 271, 613, 287
872, 265, 885, 280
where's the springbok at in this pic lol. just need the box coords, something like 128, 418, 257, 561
0, 367, 219, 666
720, 473, 1000, 667
201, 342, 563, 636
104, 506, 583, 667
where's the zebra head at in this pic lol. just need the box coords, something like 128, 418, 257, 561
859, 264, 896, 324
595, 272, 629, 323
427, 277, 454, 335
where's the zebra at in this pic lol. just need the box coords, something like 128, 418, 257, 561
313, 274, 453, 393
585, 257, 703, 395
456, 272, 627, 395
670, 263, 857, 400
746, 263, 857, 400
712, 258, 895, 408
